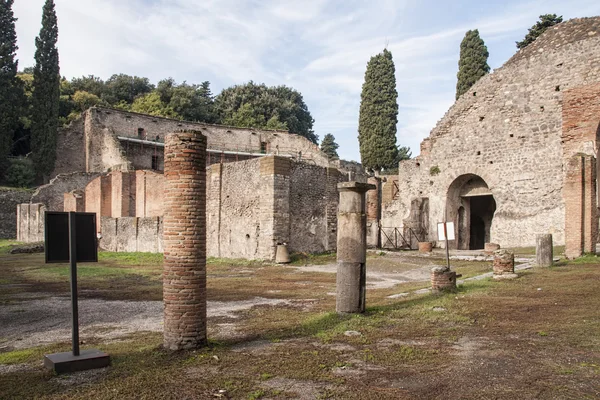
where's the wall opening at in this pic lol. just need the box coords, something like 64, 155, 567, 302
151, 155, 159, 170
446, 174, 496, 250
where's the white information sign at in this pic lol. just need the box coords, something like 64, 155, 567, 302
437, 222, 455, 241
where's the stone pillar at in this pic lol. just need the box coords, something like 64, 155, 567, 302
163, 131, 207, 350
484, 242, 500, 255
336, 182, 376, 313
564, 154, 598, 258
536, 234, 553, 267
431, 266, 457, 291
418, 241, 433, 253
493, 250, 517, 279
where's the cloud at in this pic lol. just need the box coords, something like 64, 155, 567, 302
12, 0, 600, 162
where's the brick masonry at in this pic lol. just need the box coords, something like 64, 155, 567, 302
493, 250, 515, 275
163, 131, 207, 350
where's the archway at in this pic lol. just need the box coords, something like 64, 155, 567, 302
446, 174, 496, 250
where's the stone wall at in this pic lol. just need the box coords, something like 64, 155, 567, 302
16, 203, 46, 243
206, 159, 263, 259
288, 162, 346, 254
0, 188, 33, 239
388, 17, 600, 249
206, 156, 346, 260
30, 172, 102, 213
53, 107, 332, 177
100, 216, 163, 253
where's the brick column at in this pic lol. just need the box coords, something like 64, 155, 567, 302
336, 182, 376, 313
163, 131, 207, 350
564, 154, 598, 258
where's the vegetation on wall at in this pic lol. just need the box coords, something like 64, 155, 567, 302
358, 49, 399, 172
456, 29, 490, 99
516, 14, 563, 49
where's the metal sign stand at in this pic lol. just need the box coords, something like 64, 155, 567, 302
443, 222, 451, 270
43, 212, 110, 374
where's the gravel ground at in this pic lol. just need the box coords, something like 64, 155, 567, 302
0, 295, 289, 350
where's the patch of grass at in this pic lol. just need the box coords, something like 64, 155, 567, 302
0, 240, 22, 255
289, 251, 336, 266
98, 251, 163, 266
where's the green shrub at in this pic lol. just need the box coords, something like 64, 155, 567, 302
5, 157, 35, 188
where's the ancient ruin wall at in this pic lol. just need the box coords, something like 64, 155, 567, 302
206, 158, 263, 259
289, 162, 346, 253
52, 107, 331, 176
391, 18, 600, 248
0, 189, 33, 239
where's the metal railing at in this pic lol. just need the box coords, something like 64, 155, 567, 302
379, 227, 428, 250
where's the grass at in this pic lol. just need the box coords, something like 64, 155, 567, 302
1, 250, 600, 398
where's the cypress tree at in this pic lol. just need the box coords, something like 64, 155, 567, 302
516, 14, 563, 49
320, 133, 339, 159
31, 0, 60, 180
0, 0, 24, 177
358, 49, 398, 171
456, 30, 490, 99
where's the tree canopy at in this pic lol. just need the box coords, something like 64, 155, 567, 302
456, 29, 490, 99
358, 49, 399, 171
215, 81, 317, 143
516, 14, 563, 49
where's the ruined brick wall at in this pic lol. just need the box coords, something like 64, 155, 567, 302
54, 107, 331, 175
0, 189, 33, 239
206, 158, 263, 259
30, 172, 102, 212
52, 115, 86, 176
288, 162, 346, 253
206, 157, 345, 260
389, 18, 600, 248
135, 170, 164, 217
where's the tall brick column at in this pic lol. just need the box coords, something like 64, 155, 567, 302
336, 182, 376, 313
564, 154, 598, 258
163, 131, 207, 350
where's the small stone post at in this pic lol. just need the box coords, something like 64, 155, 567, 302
163, 131, 207, 350
493, 249, 517, 279
336, 182, 376, 314
431, 266, 457, 291
536, 234, 553, 267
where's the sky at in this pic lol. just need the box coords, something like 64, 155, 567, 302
12, 0, 600, 162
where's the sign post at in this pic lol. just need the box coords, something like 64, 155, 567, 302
43, 212, 110, 374
437, 221, 455, 270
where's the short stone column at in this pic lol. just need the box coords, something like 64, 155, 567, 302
336, 182, 376, 314
493, 249, 517, 279
163, 131, 207, 350
431, 266, 457, 291
484, 242, 500, 255
418, 241, 433, 253
536, 234, 553, 267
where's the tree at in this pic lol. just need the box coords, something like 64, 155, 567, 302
157, 78, 216, 123
456, 30, 490, 99
0, 0, 25, 178
516, 14, 563, 49
396, 145, 412, 162
30, 0, 60, 180
358, 49, 398, 171
215, 81, 317, 143
130, 92, 179, 119
102, 74, 154, 105
320, 133, 339, 159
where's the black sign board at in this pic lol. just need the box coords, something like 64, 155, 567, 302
45, 212, 98, 263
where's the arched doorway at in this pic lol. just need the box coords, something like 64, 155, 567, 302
446, 174, 496, 250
